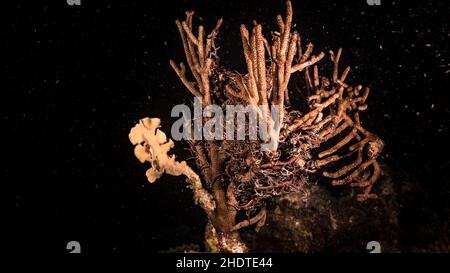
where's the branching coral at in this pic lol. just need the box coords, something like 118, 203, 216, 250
129, 0, 384, 252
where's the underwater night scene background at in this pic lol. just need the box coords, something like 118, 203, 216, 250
7, 0, 449, 253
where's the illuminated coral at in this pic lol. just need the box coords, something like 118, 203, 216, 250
129, 118, 216, 215
130, 0, 383, 252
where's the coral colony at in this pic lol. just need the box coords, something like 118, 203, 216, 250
129, 1, 384, 252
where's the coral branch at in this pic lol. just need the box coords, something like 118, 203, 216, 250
129, 118, 215, 216
231, 208, 267, 232
171, 12, 223, 105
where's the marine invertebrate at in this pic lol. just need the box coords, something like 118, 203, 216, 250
129, 0, 383, 252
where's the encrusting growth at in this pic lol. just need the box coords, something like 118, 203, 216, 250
129, 1, 384, 252
129, 118, 216, 216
